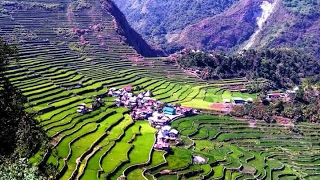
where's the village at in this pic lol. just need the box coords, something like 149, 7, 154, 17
75, 85, 300, 151
108, 86, 195, 151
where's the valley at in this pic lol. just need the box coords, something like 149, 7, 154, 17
0, 0, 320, 180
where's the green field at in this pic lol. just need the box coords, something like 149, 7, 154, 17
1, 1, 320, 179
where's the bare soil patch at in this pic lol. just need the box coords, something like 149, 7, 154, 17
210, 103, 232, 113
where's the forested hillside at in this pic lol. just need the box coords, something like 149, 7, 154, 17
116, 0, 320, 58
113, 0, 240, 52
0, 38, 49, 179
175, 48, 320, 90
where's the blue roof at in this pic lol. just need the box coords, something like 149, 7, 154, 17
163, 107, 175, 113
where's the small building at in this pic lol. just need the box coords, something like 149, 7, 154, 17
285, 90, 296, 102
232, 97, 246, 105
137, 93, 144, 99
149, 116, 170, 126
246, 98, 253, 103
144, 90, 152, 97
154, 143, 169, 151
161, 125, 171, 132
182, 107, 193, 116
114, 99, 121, 106
193, 155, 206, 164
293, 86, 299, 91
77, 103, 87, 114
169, 129, 179, 140
163, 106, 176, 115
113, 90, 122, 97
107, 90, 113, 96
88, 104, 93, 111
267, 93, 281, 99
124, 86, 133, 92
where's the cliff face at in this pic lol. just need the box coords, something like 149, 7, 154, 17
101, 0, 164, 56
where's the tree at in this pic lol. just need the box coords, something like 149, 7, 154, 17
0, 158, 47, 180
0, 37, 48, 165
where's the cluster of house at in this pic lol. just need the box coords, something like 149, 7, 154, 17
154, 125, 179, 151
265, 87, 299, 102
221, 87, 300, 105
76, 97, 104, 114
108, 85, 196, 151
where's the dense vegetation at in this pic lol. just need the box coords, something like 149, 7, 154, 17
1, 0, 320, 179
283, 0, 320, 16
114, 0, 239, 51
232, 77, 320, 123
116, 0, 320, 58
175, 49, 320, 90
262, 0, 320, 59
0, 38, 48, 178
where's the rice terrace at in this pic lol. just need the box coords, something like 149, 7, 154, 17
1, 0, 320, 180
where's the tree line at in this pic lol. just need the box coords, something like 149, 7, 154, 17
232, 77, 320, 124
175, 48, 320, 90
0, 38, 51, 179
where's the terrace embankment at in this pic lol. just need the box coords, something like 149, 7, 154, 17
2, 0, 319, 179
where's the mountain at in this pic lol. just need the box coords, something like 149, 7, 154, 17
0, 0, 163, 57
113, 0, 240, 52
114, 0, 320, 58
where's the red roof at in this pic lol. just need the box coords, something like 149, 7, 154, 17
124, 86, 133, 90
141, 108, 148, 111
269, 93, 281, 97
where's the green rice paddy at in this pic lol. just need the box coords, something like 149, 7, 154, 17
1, 1, 319, 179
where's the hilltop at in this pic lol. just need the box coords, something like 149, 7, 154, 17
115, 0, 320, 58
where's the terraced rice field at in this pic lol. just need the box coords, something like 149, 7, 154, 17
162, 115, 320, 179
2, 0, 320, 179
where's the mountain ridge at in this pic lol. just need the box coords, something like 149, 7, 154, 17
114, 0, 320, 58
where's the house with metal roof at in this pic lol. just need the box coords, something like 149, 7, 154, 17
163, 106, 176, 115
232, 97, 246, 105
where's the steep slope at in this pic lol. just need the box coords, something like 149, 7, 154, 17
242, 0, 280, 50
172, 0, 320, 58
116, 0, 320, 58
113, 0, 240, 52
0, 0, 162, 57
101, 0, 164, 56
256, 0, 320, 58
174, 0, 264, 52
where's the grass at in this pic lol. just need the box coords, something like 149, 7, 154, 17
127, 169, 145, 180
146, 151, 166, 168
156, 147, 192, 171
212, 165, 224, 178
111, 121, 156, 179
